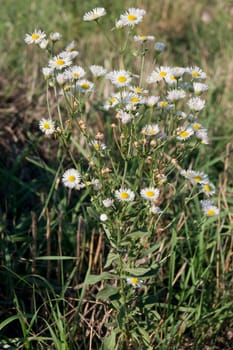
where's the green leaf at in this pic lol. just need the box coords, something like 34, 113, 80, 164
0, 315, 20, 331
102, 330, 118, 350
125, 230, 149, 240
96, 285, 120, 300
86, 272, 116, 285
124, 267, 151, 276
104, 251, 118, 268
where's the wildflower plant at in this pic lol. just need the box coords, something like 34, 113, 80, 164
24, 6, 221, 349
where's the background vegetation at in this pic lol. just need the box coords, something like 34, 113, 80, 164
0, 0, 233, 349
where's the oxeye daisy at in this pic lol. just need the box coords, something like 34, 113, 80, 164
66, 66, 86, 80
193, 82, 208, 95
90, 140, 107, 151
140, 187, 160, 201
117, 110, 133, 124
176, 127, 194, 140
190, 122, 203, 131
187, 66, 207, 80
201, 182, 216, 197
102, 198, 114, 208
115, 188, 135, 202
50, 32, 62, 42
165, 74, 177, 86
126, 277, 143, 288
171, 67, 186, 78
196, 128, 209, 144
141, 124, 160, 136
189, 170, 209, 184
124, 92, 145, 105
76, 79, 94, 93
118, 8, 146, 27
62, 169, 81, 189
24, 29, 46, 45
200, 200, 220, 217
147, 66, 171, 84
39, 118, 55, 135
129, 86, 148, 94
65, 40, 76, 52
107, 70, 132, 88
146, 95, 160, 107
134, 35, 155, 43
89, 65, 107, 77
187, 97, 205, 111
157, 100, 173, 110
83, 7, 106, 21
150, 205, 162, 214
167, 89, 186, 101
49, 52, 72, 70
42, 67, 54, 80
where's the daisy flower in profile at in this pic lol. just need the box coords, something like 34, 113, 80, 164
187, 97, 205, 111
83, 7, 106, 21
118, 8, 146, 27
126, 277, 143, 288
50, 32, 62, 42
107, 70, 132, 88
49, 52, 72, 70
187, 66, 207, 80
171, 67, 186, 78
141, 124, 160, 136
150, 205, 162, 214
24, 29, 46, 44
42, 67, 54, 80
129, 86, 148, 94
200, 200, 220, 217
177, 127, 194, 141
102, 198, 114, 208
62, 169, 81, 189
201, 182, 216, 197
167, 89, 186, 101
117, 110, 133, 124
65, 40, 76, 52
76, 79, 94, 93
124, 92, 145, 105
39, 118, 55, 135
193, 82, 208, 95
196, 128, 209, 144
89, 65, 107, 77
115, 188, 135, 202
134, 35, 155, 43
146, 95, 160, 107
140, 187, 160, 201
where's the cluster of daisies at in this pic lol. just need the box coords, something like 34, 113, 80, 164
25, 6, 220, 225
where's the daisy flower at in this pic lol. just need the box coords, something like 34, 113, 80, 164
165, 74, 177, 86
89, 65, 107, 77
167, 89, 186, 101
201, 182, 216, 197
157, 100, 173, 110
146, 95, 160, 107
100, 214, 108, 222
39, 118, 55, 135
50, 32, 62, 42
62, 169, 81, 189
39, 39, 49, 49
115, 188, 135, 202
107, 70, 132, 88
24, 29, 46, 45
181, 169, 208, 184
83, 7, 106, 21
193, 82, 208, 94
65, 40, 76, 52
140, 187, 160, 201
147, 66, 171, 83
42, 67, 54, 80
141, 124, 160, 136
200, 200, 220, 217
90, 140, 107, 151
76, 79, 94, 93
49, 52, 72, 70
187, 97, 205, 111
102, 198, 114, 208
196, 128, 209, 144
117, 8, 146, 27
124, 93, 145, 105
186, 66, 207, 79
129, 86, 148, 94
190, 122, 203, 131
150, 205, 162, 214
126, 277, 143, 288
117, 110, 133, 124
134, 35, 155, 43
66, 66, 86, 80
171, 67, 186, 78
177, 127, 194, 140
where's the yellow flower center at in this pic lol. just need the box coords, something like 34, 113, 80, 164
81, 83, 89, 89
94, 143, 100, 150
73, 72, 79, 78
110, 97, 116, 104
127, 14, 137, 21
159, 101, 168, 107
204, 185, 211, 192
159, 71, 167, 77
207, 209, 216, 216
31, 33, 39, 40
139, 35, 147, 41
131, 278, 138, 285
192, 71, 200, 77
68, 175, 76, 182
134, 87, 142, 93
85, 181, 91, 186
43, 122, 51, 130
117, 76, 127, 83
170, 75, 176, 81
56, 59, 65, 66
193, 123, 201, 130
194, 176, 201, 182
179, 131, 189, 138
131, 97, 139, 103
146, 191, 155, 197
120, 192, 129, 199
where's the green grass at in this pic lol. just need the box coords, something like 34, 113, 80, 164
1, 1, 233, 349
